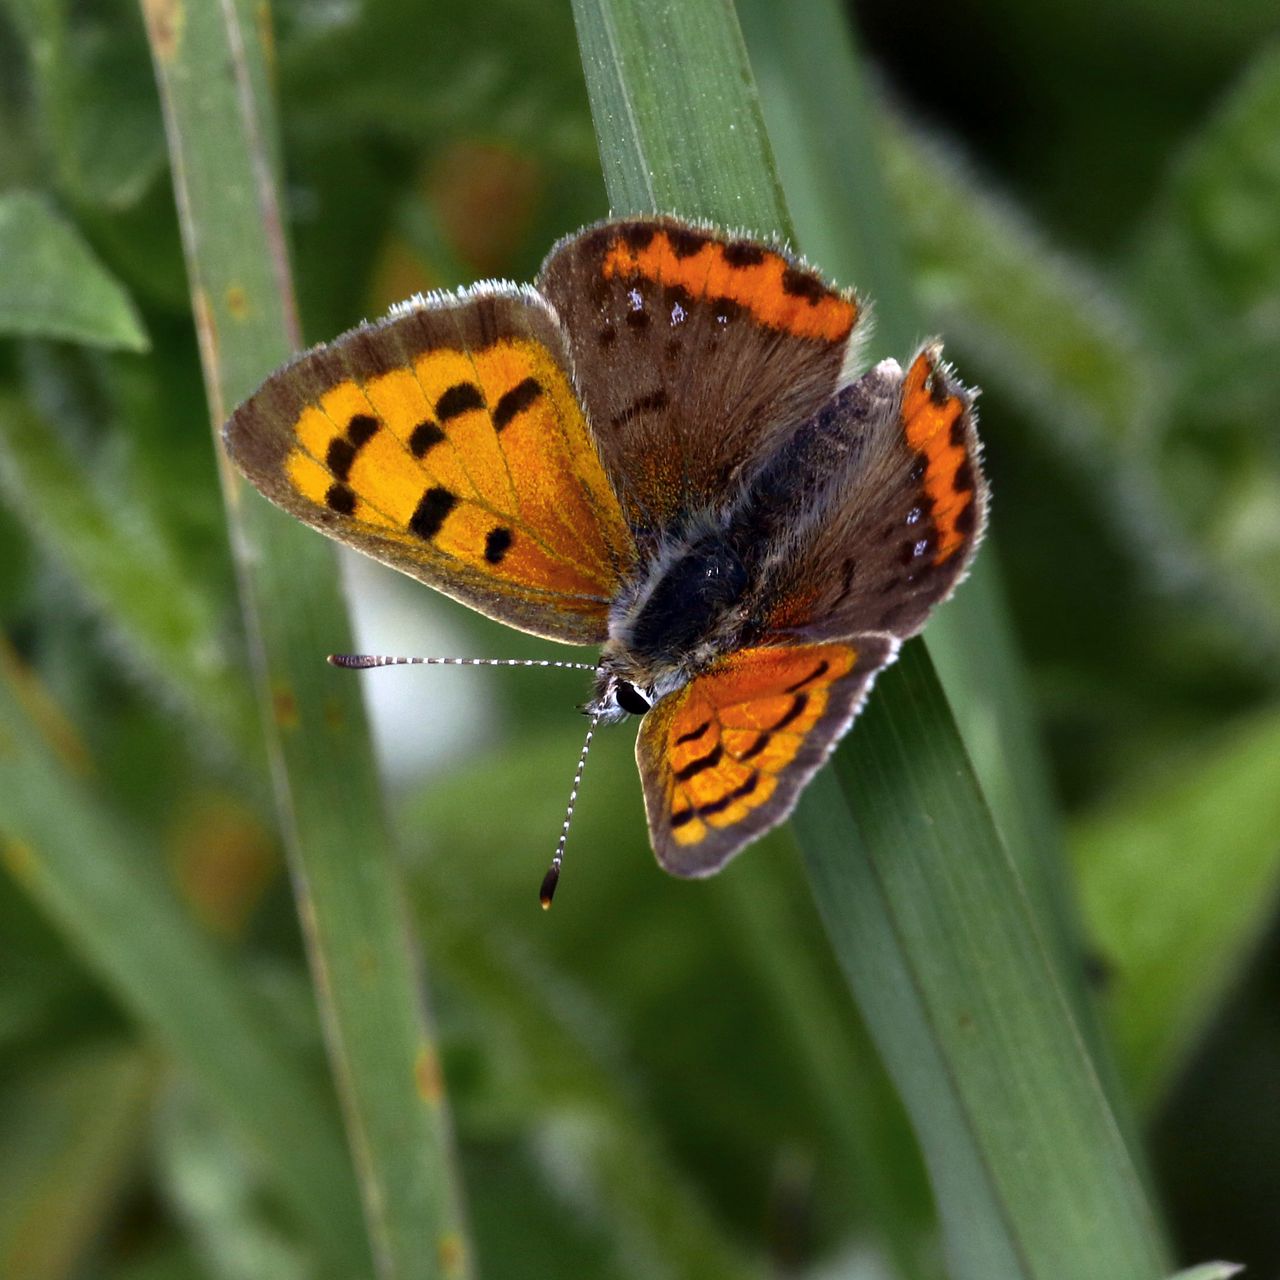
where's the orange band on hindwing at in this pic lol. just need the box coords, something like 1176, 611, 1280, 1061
661, 644, 859, 846
900, 350, 978, 563
601, 226, 858, 344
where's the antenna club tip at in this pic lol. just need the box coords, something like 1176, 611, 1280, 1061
539, 866, 560, 909
329, 653, 370, 668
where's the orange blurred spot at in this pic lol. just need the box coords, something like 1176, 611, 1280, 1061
271, 685, 298, 729
415, 1044, 444, 1105
171, 795, 277, 938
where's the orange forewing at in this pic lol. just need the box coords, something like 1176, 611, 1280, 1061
224, 291, 636, 644
637, 640, 893, 876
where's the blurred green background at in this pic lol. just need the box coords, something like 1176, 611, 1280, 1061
1, 1, 1278, 1278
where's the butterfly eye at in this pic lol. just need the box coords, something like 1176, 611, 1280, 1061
615, 680, 652, 716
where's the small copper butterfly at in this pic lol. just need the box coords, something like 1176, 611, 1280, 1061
223, 216, 987, 901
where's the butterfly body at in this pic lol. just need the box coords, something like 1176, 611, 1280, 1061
224, 216, 986, 879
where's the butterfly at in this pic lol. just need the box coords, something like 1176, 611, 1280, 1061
223, 215, 986, 900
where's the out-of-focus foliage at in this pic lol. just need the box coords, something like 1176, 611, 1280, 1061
0, 0, 1276, 1277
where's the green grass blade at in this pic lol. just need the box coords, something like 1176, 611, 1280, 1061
570, 0, 784, 235
0, 394, 257, 753
414, 720, 915, 1279
0, 191, 148, 350
140, 1, 472, 1276
801, 646, 1164, 1280
1072, 707, 1280, 1107
0, 652, 368, 1274
569, 1, 1168, 1276
738, 0, 1111, 1064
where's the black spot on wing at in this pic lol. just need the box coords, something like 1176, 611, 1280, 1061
767, 694, 808, 733
326, 437, 357, 482
347, 414, 379, 447
668, 771, 760, 827
328, 413, 381, 479
484, 526, 513, 564
781, 266, 826, 303
695, 772, 761, 818
675, 719, 711, 746
712, 299, 743, 326
492, 377, 542, 430
675, 742, 723, 782
722, 241, 766, 267
666, 226, 705, 258
622, 223, 656, 251
409, 486, 457, 540
785, 663, 829, 694
436, 383, 484, 421
410, 421, 446, 457
611, 388, 669, 429
325, 483, 356, 515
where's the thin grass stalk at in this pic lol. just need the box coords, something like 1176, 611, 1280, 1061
140, 1, 472, 1275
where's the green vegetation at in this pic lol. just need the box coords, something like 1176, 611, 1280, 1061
1, 1, 1276, 1277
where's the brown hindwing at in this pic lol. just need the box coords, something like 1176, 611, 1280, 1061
758, 344, 987, 644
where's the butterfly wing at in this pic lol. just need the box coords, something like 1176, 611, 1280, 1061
223, 286, 636, 644
635, 346, 985, 876
755, 344, 987, 644
636, 639, 894, 876
538, 216, 864, 546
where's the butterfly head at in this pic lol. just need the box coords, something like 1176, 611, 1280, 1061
586, 664, 655, 725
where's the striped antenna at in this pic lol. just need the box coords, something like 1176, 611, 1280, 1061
540, 713, 600, 910
328, 654, 596, 672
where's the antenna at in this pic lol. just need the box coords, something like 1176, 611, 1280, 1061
328, 654, 596, 672
540, 714, 600, 910
330, 650, 603, 910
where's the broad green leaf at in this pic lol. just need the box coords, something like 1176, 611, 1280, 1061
1131, 43, 1280, 628
2, 0, 166, 210
1073, 707, 1280, 1107
0, 192, 147, 350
